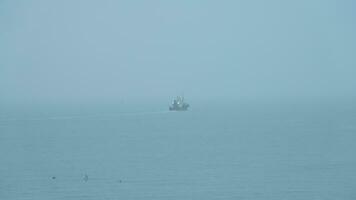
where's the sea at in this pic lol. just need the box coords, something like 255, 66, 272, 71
1, 101, 356, 199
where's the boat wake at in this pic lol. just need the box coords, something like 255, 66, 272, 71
0, 110, 172, 122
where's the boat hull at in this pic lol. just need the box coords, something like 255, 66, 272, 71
169, 106, 188, 111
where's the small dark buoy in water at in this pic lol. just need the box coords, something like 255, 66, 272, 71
83, 174, 88, 182
52, 176, 56, 180
119, 179, 122, 183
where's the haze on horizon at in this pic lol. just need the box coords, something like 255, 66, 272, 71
1, 0, 355, 107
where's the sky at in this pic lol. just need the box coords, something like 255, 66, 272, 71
0, 0, 355, 106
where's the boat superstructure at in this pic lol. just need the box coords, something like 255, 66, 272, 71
169, 96, 189, 111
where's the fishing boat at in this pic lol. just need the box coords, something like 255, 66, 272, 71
169, 96, 189, 111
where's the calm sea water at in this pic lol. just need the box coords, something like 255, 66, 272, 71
1, 102, 356, 199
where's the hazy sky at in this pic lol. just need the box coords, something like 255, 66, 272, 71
1, 0, 355, 106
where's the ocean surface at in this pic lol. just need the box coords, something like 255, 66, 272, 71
1, 102, 356, 199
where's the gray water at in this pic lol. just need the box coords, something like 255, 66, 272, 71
1, 102, 356, 199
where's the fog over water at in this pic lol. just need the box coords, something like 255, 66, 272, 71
1, 0, 356, 107
1, 1, 356, 200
